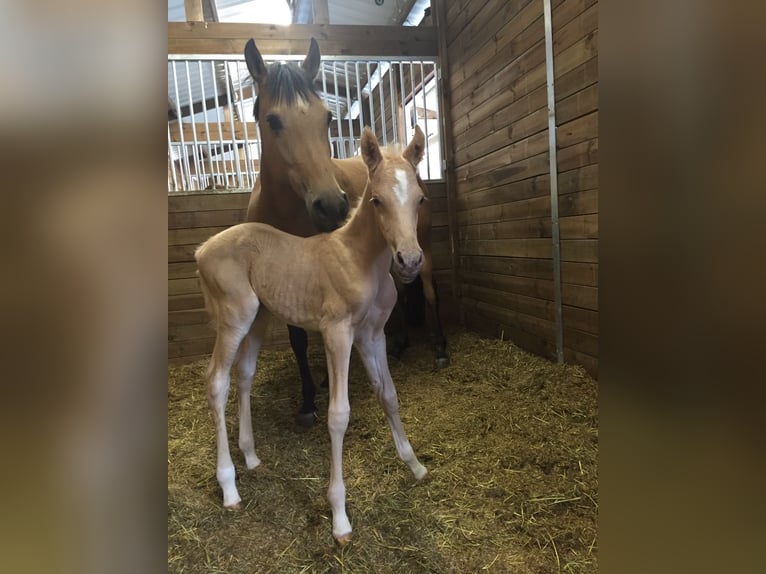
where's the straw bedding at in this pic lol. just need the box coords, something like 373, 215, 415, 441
168, 329, 597, 573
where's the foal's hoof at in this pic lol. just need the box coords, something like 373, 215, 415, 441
435, 356, 450, 369
296, 411, 319, 427
334, 532, 352, 547
224, 501, 242, 511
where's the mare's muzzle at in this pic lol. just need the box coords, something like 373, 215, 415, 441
310, 192, 350, 232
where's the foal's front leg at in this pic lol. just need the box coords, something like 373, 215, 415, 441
321, 325, 354, 545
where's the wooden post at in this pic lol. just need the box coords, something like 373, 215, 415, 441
184, 0, 204, 22
312, 0, 330, 24
431, 0, 462, 317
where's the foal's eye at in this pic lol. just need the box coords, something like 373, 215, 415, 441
418, 195, 427, 205
370, 196, 381, 207
266, 114, 283, 132
327, 111, 334, 126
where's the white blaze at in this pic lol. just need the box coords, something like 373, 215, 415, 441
392, 168, 409, 206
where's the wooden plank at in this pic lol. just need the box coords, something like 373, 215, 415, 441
556, 82, 598, 126
552, 0, 598, 32
556, 137, 598, 172
556, 110, 598, 149
456, 130, 548, 182
462, 284, 555, 323
457, 195, 551, 227
560, 261, 598, 286
558, 164, 598, 196
184, 0, 203, 21
559, 214, 598, 238
459, 216, 551, 241
168, 261, 199, 280
168, 225, 228, 246
168, 192, 250, 213
168, 23, 438, 57
460, 269, 555, 301
458, 237, 552, 259
169, 322, 216, 342
456, 151, 550, 196
563, 304, 598, 335
169, 337, 215, 359
553, 3, 598, 57
456, 174, 550, 212
555, 55, 597, 102
169, 292, 205, 312
169, 277, 201, 296
168, 308, 209, 326
559, 189, 598, 217
561, 283, 598, 310
168, 244, 199, 264
312, 0, 329, 24
459, 255, 553, 280
561, 239, 598, 263
554, 29, 598, 78
168, 208, 246, 230
563, 327, 599, 357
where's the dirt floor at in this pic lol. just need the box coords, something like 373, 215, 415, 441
168, 328, 598, 573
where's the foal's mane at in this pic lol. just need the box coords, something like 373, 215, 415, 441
253, 62, 320, 119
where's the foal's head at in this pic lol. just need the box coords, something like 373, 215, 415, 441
360, 126, 427, 283
245, 38, 349, 232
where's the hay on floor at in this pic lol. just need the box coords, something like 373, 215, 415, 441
168, 329, 597, 573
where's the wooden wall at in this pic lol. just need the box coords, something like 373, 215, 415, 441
168, 181, 454, 365
442, 0, 598, 376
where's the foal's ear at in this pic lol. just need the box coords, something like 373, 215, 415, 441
404, 125, 426, 167
361, 127, 383, 172
301, 37, 321, 81
244, 39, 268, 85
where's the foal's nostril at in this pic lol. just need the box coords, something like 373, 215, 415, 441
396, 251, 405, 266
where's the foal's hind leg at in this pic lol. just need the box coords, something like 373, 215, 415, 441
287, 325, 319, 427
356, 326, 428, 481
234, 310, 271, 471
207, 303, 259, 509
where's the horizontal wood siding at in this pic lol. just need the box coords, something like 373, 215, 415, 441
168, 182, 453, 364
444, 0, 598, 377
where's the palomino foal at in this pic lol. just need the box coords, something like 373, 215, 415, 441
195, 126, 429, 544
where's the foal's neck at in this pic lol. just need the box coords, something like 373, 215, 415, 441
336, 177, 387, 265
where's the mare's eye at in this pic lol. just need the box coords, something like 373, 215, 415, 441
266, 114, 283, 132
327, 111, 334, 126
370, 196, 381, 207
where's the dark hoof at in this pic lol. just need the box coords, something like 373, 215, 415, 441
435, 356, 450, 369
388, 341, 408, 359
296, 411, 319, 427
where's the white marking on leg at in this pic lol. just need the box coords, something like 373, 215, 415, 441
392, 168, 409, 206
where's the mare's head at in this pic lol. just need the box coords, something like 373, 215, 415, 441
245, 38, 349, 232
360, 126, 427, 283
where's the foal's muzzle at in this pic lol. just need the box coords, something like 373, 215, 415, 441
393, 248, 424, 283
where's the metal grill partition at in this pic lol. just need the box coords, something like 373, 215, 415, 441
168, 55, 442, 192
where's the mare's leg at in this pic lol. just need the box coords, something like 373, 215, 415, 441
287, 325, 319, 426
386, 279, 410, 359
321, 325, 354, 545
420, 253, 449, 368
234, 310, 271, 471
355, 326, 428, 481
207, 301, 259, 509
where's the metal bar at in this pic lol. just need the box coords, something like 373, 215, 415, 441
398, 61, 406, 142
168, 54, 434, 62
389, 60, 398, 144
355, 61, 364, 149
420, 60, 430, 179
167, 127, 179, 191
343, 61, 354, 157
209, 61, 230, 187
331, 61, 344, 158
184, 60, 202, 189
543, 0, 564, 363
378, 60, 387, 145
366, 62, 375, 136
171, 61, 191, 190
234, 61, 255, 188
223, 61, 244, 188
197, 60, 215, 188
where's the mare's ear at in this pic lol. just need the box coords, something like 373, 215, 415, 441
301, 37, 321, 81
361, 127, 383, 173
403, 125, 425, 167
244, 39, 268, 84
